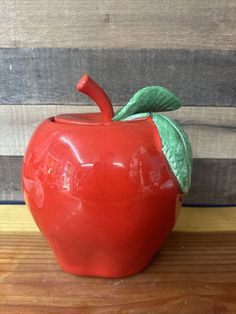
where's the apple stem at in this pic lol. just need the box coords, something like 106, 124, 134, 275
76, 74, 114, 121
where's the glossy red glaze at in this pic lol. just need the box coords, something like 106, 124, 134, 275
22, 113, 182, 278
76, 74, 114, 121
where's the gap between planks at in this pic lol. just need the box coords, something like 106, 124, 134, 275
0, 205, 235, 233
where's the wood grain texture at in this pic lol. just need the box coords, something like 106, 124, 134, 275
175, 207, 236, 232
0, 157, 235, 205
0, 48, 235, 106
184, 159, 236, 205
0, 156, 22, 201
0, 232, 236, 313
1, 205, 236, 233
0, 0, 235, 50
1, 105, 235, 157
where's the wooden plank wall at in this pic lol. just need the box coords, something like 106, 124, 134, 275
0, 0, 235, 205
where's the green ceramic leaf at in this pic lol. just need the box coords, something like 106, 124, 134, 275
123, 113, 192, 194
151, 113, 192, 193
113, 86, 181, 121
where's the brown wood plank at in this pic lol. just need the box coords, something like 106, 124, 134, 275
0, 105, 235, 157
0, 232, 235, 313
0, 157, 235, 205
0, 48, 235, 106
0, 0, 235, 50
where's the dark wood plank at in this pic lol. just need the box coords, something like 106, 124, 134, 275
1, 157, 235, 205
0, 0, 235, 50
0, 156, 22, 201
0, 232, 236, 313
0, 48, 235, 106
184, 159, 236, 205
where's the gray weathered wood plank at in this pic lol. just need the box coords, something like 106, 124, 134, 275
0, 48, 235, 106
0, 105, 235, 158
0, 156, 22, 201
184, 159, 236, 205
0, 156, 235, 205
0, 0, 235, 50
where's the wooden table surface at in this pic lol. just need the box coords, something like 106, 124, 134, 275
0, 206, 236, 314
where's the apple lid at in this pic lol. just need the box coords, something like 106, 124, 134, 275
54, 112, 150, 126
54, 113, 109, 125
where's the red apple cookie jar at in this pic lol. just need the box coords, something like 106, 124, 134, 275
22, 74, 192, 278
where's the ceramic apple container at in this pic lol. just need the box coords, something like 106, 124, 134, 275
22, 74, 192, 278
